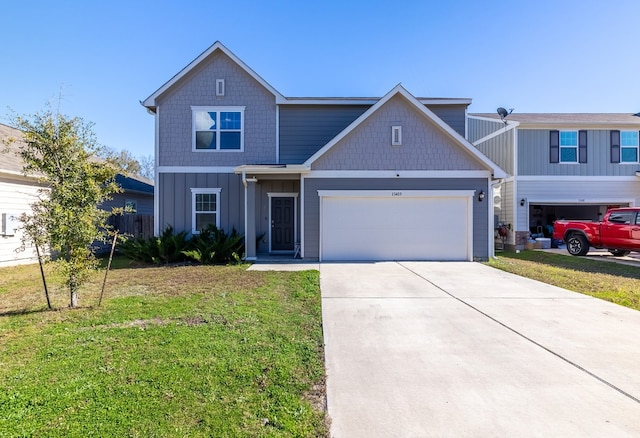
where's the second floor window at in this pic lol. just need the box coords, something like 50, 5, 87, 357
559, 131, 578, 163
192, 106, 244, 151
620, 131, 639, 163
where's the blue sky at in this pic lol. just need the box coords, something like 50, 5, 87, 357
1, 1, 639, 158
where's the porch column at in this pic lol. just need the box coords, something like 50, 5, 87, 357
244, 178, 257, 260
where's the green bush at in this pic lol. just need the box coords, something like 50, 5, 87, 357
182, 225, 244, 265
119, 226, 190, 264
119, 225, 244, 265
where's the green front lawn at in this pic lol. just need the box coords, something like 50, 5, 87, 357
0, 259, 328, 437
487, 251, 640, 310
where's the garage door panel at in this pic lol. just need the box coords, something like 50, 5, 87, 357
321, 195, 470, 261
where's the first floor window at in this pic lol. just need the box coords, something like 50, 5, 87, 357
191, 188, 221, 233
559, 131, 578, 163
124, 199, 137, 214
620, 131, 639, 163
192, 106, 244, 151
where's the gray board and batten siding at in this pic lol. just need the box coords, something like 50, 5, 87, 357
279, 105, 368, 164
302, 177, 489, 261
467, 117, 505, 143
156, 51, 277, 167
429, 105, 467, 139
279, 103, 469, 165
255, 179, 301, 254
158, 173, 244, 235
472, 129, 514, 175
518, 129, 640, 176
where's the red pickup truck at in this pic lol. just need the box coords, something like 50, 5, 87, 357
552, 207, 640, 256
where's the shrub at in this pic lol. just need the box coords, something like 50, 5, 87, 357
119, 226, 189, 264
119, 225, 244, 265
182, 225, 244, 265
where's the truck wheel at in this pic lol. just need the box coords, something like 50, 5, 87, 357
566, 235, 590, 256
609, 249, 631, 257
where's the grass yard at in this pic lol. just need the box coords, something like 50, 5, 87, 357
0, 258, 328, 437
487, 251, 640, 311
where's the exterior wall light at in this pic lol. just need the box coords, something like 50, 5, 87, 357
520, 198, 526, 206
478, 190, 485, 202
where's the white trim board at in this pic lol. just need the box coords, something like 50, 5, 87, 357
308, 170, 493, 179
517, 176, 640, 182
472, 122, 519, 146
525, 198, 634, 204
158, 166, 236, 174
317, 189, 475, 198
153, 106, 160, 236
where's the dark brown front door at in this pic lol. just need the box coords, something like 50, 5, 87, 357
271, 197, 294, 251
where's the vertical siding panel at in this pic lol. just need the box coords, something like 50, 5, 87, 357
518, 129, 638, 176
428, 105, 467, 137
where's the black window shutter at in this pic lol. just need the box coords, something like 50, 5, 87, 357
610, 130, 620, 163
578, 130, 588, 163
549, 130, 559, 163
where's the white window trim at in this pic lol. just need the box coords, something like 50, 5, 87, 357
620, 130, 639, 164
216, 79, 225, 96
190, 188, 222, 234
559, 130, 578, 163
392, 125, 402, 146
191, 106, 245, 152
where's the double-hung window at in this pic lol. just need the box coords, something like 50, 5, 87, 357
191, 188, 221, 234
192, 106, 244, 151
620, 131, 639, 163
559, 131, 578, 163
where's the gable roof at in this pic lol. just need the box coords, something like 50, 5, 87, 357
0, 123, 32, 178
115, 173, 154, 195
304, 85, 507, 178
471, 113, 640, 128
142, 41, 285, 111
1, 123, 154, 190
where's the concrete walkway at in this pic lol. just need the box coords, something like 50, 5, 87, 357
321, 262, 640, 437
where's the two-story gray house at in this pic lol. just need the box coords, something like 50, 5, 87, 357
469, 113, 640, 249
142, 42, 506, 261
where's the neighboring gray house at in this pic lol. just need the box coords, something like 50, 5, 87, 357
468, 113, 640, 249
101, 173, 154, 216
142, 42, 506, 261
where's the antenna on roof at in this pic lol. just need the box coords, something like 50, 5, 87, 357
497, 107, 514, 124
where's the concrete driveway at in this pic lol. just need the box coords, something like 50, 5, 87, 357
321, 262, 640, 437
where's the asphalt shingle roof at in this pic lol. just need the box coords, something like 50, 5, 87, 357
471, 113, 640, 126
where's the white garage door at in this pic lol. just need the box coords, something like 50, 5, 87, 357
319, 190, 473, 261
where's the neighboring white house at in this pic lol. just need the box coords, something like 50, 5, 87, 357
0, 123, 44, 267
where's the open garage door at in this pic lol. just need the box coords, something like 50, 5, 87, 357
319, 190, 473, 261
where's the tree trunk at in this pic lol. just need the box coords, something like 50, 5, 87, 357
70, 273, 78, 308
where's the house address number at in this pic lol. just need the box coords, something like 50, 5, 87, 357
391, 192, 402, 197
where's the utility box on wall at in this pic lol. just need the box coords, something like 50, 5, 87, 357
1, 213, 19, 236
